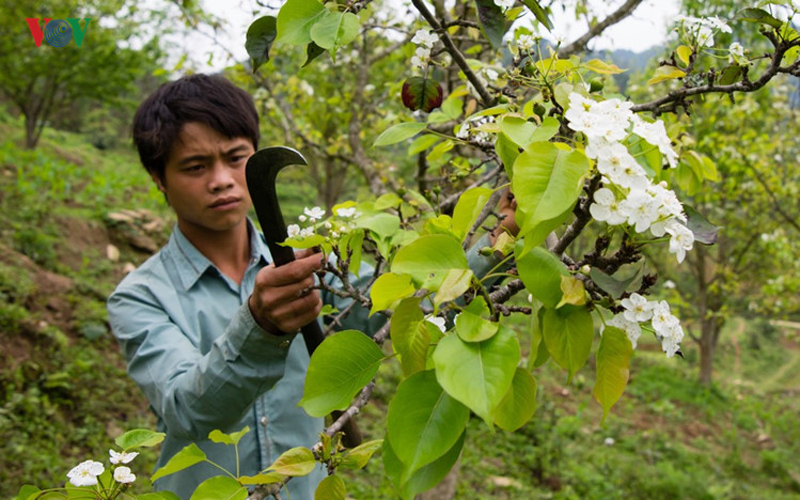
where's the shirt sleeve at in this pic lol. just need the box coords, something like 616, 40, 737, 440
107, 279, 295, 441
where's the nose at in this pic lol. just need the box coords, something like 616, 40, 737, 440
208, 162, 235, 192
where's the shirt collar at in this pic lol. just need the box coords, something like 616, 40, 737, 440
166, 219, 270, 291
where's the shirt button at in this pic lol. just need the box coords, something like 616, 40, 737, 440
261, 416, 268, 426
279, 339, 291, 348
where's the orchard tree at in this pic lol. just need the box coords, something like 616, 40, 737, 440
0, 0, 158, 149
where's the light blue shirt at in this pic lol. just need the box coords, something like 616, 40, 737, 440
108, 220, 498, 499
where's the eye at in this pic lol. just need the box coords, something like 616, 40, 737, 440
182, 164, 204, 173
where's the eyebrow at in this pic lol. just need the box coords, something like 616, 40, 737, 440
176, 144, 252, 166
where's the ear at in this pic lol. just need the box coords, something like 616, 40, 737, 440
150, 172, 166, 193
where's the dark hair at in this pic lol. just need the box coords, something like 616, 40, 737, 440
132, 74, 260, 182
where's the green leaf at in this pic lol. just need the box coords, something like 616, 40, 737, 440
511, 142, 590, 236
391, 234, 468, 291
265, 447, 316, 476
14, 486, 40, 500
542, 306, 594, 383
276, 0, 328, 46
737, 8, 784, 29
383, 432, 465, 500
717, 64, 742, 85
684, 204, 719, 245
408, 134, 441, 155
433, 325, 520, 425
283, 234, 327, 249
432, 268, 474, 310
589, 264, 644, 299
451, 187, 494, 240
390, 297, 431, 376
302, 42, 327, 67
189, 476, 247, 500
369, 272, 416, 315
136, 493, 182, 500
315, 475, 346, 500
498, 115, 536, 148
515, 245, 568, 309
309, 11, 359, 60
475, 0, 506, 47
495, 132, 519, 179
646, 65, 686, 85
593, 326, 632, 423
239, 472, 285, 485
583, 59, 625, 75
387, 370, 470, 480
493, 367, 537, 431
114, 428, 165, 450
454, 297, 499, 342
246, 16, 277, 73
521, 0, 553, 30
151, 443, 207, 481
300, 330, 384, 417
373, 122, 427, 147
338, 439, 384, 469
402, 76, 444, 113
208, 426, 249, 446
355, 212, 401, 243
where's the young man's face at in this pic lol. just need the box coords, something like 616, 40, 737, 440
157, 122, 255, 237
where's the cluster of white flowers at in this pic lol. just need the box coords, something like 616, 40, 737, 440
288, 205, 360, 240
516, 33, 539, 52
565, 92, 694, 263
456, 116, 494, 143
67, 449, 138, 488
675, 15, 731, 48
410, 29, 438, 70
606, 293, 684, 357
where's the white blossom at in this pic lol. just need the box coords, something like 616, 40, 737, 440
621, 293, 654, 323
298, 215, 307, 222
287, 224, 301, 238
411, 29, 438, 48
516, 34, 537, 52
665, 219, 695, 263
67, 460, 105, 487
304, 206, 326, 219
113, 466, 136, 484
620, 190, 661, 233
604, 437, 616, 446
589, 187, 628, 225
607, 313, 642, 349
631, 115, 678, 169
650, 300, 684, 357
336, 207, 357, 218
425, 315, 446, 332
300, 227, 315, 238
729, 42, 746, 65
493, 0, 515, 10
109, 450, 138, 465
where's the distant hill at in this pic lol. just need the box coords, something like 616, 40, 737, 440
589, 46, 666, 93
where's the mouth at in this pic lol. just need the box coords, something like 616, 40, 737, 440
210, 197, 241, 210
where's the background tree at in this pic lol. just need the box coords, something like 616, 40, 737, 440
0, 0, 160, 149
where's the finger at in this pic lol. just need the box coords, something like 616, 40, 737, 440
268, 291, 323, 332
264, 254, 324, 287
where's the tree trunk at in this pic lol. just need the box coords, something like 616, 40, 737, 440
24, 114, 39, 149
698, 322, 715, 386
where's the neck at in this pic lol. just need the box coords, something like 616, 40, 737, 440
179, 219, 251, 284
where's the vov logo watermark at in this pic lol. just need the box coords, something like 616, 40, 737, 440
26, 18, 91, 48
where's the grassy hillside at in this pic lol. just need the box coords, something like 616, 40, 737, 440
1, 115, 799, 500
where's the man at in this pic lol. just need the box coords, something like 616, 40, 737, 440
108, 74, 514, 499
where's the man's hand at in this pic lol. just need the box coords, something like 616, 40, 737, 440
490, 188, 519, 245
248, 249, 324, 335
